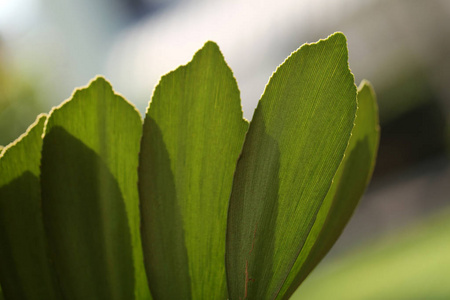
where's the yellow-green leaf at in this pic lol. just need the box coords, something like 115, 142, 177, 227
226, 32, 357, 299
40, 77, 151, 299
139, 41, 248, 299
278, 80, 380, 299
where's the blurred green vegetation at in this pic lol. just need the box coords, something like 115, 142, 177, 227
0, 44, 43, 147
376, 67, 436, 124
292, 207, 450, 299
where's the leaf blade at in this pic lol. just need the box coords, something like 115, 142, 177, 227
40, 77, 150, 299
226, 32, 357, 299
278, 80, 380, 299
139, 41, 248, 299
0, 114, 61, 300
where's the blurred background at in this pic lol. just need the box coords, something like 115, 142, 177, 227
1, 0, 449, 298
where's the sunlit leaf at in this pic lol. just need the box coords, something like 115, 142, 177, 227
226, 32, 357, 299
139, 41, 248, 299
279, 80, 380, 299
40, 78, 151, 299
0, 114, 61, 299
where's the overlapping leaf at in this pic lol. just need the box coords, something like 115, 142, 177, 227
40, 78, 151, 299
279, 80, 380, 299
226, 32, 358, 299
139, 42, 248, 300
0, 114, 61, 300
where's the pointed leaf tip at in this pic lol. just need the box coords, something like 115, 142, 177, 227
90, 75, 112, 87
358, 79, 373, 89
329, 31, 347, 41
194, 40, 227, 63
203, 40, 220, 49
300, 32, 348, 50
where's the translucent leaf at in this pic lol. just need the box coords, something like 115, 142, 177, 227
279, 80, 380, 299
0, 114, 61, 299
226, 33, 357, 299
139, 42, 248, 299
40, 77, 151, 299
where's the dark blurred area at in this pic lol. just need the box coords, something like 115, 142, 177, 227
1, 0, 449, 298
374, 71, 447, 177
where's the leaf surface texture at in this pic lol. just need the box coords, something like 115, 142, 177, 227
226, 32, 357, 299
40, 78, 151, 300
279, 80, 380, 299
139, 42, 248, 299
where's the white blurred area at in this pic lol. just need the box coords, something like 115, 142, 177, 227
0, 0, 40, 38
105, 0, 450, 119
1, 0, 450, 117
105, 0, 371, 116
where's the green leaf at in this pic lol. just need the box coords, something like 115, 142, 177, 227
278, 80, 380, 299
40, 77, 151, 299
226, 32, 357, 299
139, 41, 248, 299
0, 114, 61, 299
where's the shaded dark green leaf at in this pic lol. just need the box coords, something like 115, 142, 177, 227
0, 115, 61, 300
40, 78, 151, 299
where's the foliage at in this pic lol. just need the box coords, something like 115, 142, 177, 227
0, 32, 378, 299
